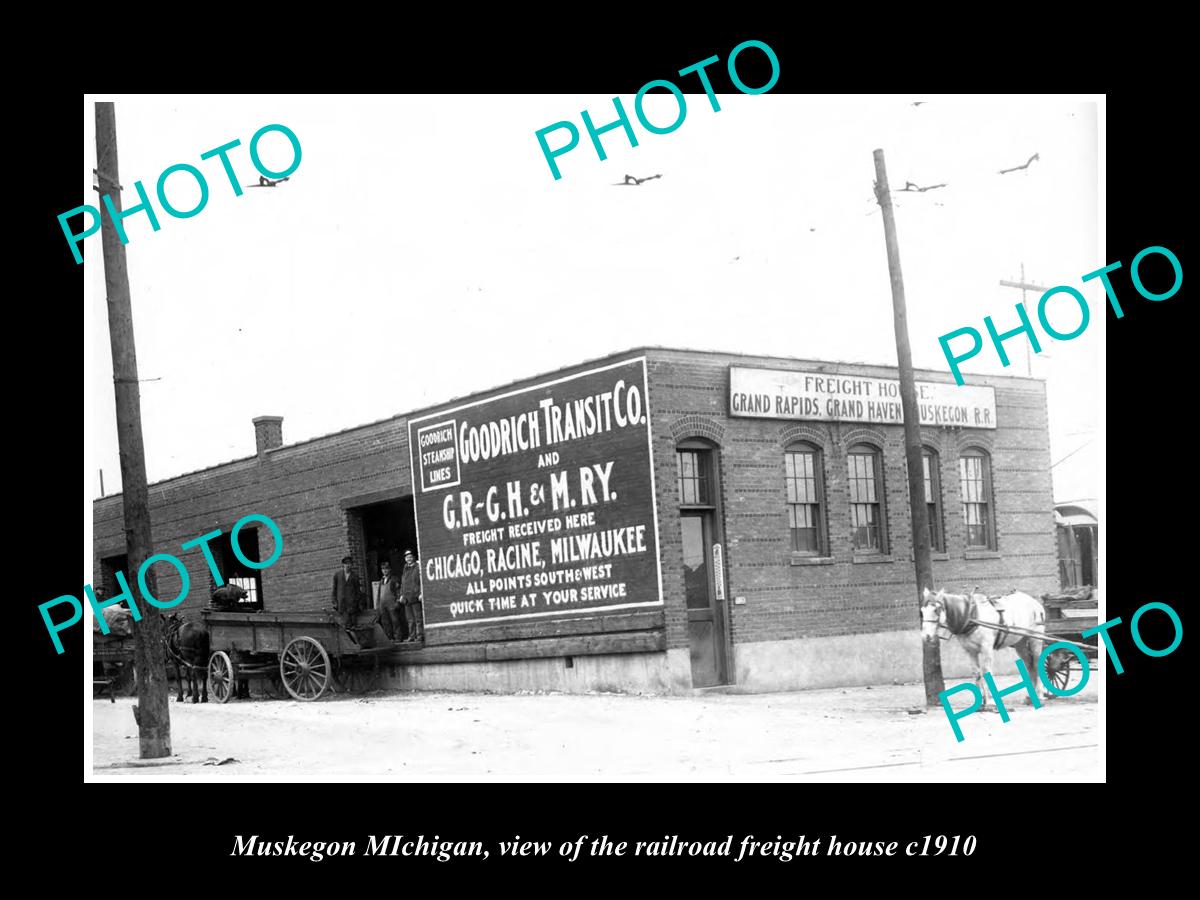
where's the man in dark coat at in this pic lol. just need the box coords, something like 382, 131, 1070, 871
332, 555, 364, 635
400, 549, 423, 643
376, 559, 404, 642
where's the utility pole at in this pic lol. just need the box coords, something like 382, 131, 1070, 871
999, 264, 1051, 376
873, 149, 944, 706
96, 101, 172, 758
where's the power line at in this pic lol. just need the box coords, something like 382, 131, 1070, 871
1051, 439, 1094, 469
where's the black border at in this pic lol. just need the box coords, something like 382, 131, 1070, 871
30, 22, 1188, 881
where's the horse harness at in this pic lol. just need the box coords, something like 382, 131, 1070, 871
939, 594, 1008, 649
164, 618, 206, 672
986, 600, 1008, 650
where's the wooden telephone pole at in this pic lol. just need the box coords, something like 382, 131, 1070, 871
96, 101, 172, 758
999, 264, 1051, 376
872, 149, 944, 705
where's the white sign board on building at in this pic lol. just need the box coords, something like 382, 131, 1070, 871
729, 367, 997, 429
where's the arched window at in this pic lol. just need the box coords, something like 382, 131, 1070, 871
959, 448, 996, 549
922, 448, 945, 553
676, 440, 716, 508
847, 444, 887, 553
785, 443, 827, 555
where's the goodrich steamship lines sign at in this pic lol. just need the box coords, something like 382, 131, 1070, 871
729, 366, 997, 429
408, 358, 663, 629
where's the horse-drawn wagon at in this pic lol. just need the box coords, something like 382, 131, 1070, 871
201, 609, 391, 702
1038, 586, 1099, 692
94, 631, 135, 701
93, 606, 137, 701
921, 585, 1099, 696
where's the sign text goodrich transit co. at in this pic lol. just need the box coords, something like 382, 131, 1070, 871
408, 358, 663, 629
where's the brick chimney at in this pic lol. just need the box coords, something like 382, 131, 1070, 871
253, 416, 284, 459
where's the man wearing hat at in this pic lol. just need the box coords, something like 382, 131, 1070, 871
376, 558, 404, 642
332, 555, 364, 637
399, 549, 423, 643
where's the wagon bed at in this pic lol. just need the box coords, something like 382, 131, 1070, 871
1041, 587, 1099, 650
201, 609, 391, 702
93, 632, 135, 701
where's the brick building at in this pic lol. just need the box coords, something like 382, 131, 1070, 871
92, 348, 1056, 694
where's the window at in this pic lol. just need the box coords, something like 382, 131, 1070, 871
785, 444, 826, 555
677, 447, 714, 506
100, 554, 128, 600
212, 528, 265, 609
960, 449, 996, 549
847, 445, 887, 552
922, 449, 945, 553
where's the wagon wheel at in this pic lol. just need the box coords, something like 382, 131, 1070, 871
1044, 649, 1073, 693
207, 651, 236, 704
280, 636, 332, 701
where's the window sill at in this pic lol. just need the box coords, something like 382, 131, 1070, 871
964, 549, 1001, 560
789, 555, 835, 566
930, 552, 950, 562
853, 553, 894, 564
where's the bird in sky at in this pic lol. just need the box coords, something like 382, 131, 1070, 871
911, 101, 926, 107
998, 153, 1039, 175
613, 174, 663, 186
896, 181, 948, 193
246, 175, 290, 188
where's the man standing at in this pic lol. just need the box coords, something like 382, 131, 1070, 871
376, 559, 404, 642
332, 555, 364, 639
400, 549, 423, 643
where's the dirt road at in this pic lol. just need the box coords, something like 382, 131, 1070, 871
91, 680, 1099, 782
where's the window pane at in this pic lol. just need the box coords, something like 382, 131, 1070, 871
792, 526, 816, 553
849, 449, 883, 552
786, 449, 824, 555
959, 451, 992, 548
678, 449, 714, 506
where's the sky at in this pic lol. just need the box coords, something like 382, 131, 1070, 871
83, 94, 1100, 506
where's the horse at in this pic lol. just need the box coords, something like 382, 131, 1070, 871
921, 587, 1049, 708
165, 614, 210, 703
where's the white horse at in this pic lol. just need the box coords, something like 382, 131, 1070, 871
921, 587, 1049, 708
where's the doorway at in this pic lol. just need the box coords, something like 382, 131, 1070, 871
676, 440, 730, 687
681, 511, 728, 686
357, 495, 418, 604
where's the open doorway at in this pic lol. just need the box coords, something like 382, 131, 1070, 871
355, 495, 417, 605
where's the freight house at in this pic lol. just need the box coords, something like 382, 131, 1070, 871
92, 348, 1056, 693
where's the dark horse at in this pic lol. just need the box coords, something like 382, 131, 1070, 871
165, 614, 209, 703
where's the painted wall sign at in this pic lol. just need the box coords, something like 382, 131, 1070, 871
408, 358, 663, 629
729, 366, 997, 429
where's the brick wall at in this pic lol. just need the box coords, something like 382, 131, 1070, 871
93, 417, 413, 618
92, 347, 1057, 677
642, 348, 1058, 654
